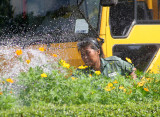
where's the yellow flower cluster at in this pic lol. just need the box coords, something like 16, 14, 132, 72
39, 47, 46, 52
104, 81, 116, 91
71, 77, 78, 80
104, 76, 153, 93
137, 81, 145, 87
26, 59, 30, 64
113, 80, 118, 84
144, 88, 149, 92
6, 78, 14, 83
53, 54, 58, 57
59, 59, 70, 69
104, 80, 128, 93
138, 77, 145, 85
119, 86, 126, 92
16, 49, 23, 56
137, 77, 151, 92
78, 65, 88, 69
95, 71, 101, 75
108, 83, 113, 87
41, 73, 47, 78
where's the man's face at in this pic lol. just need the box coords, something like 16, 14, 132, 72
80, 46, 100, 67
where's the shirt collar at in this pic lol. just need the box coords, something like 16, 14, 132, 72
100, 58, 107, 71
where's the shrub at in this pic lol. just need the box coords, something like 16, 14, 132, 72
0, 78, 17, 110
16, 63, 160, 106
1, 101, 160, 116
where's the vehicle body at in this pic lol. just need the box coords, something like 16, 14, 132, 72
0, 0, 160, 75
100, 0, 160, 73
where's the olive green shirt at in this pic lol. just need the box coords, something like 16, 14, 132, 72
73, 56, 134, 79
100, 56, 134, 78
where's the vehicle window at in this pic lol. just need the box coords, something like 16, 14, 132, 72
79, 0, 100, 30
110, 0, 134, 36
136, 0, 160, 23
137, 1, 153, 20
110, 0, 160, 37
113, 45, 158, 72
0, 0, 98, 46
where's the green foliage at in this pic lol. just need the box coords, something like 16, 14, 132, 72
1, 101, 160, 116
16, 64, 160, 106
0, 94, 16, 110
0, 79, 17, 110
1, 62, 160, 115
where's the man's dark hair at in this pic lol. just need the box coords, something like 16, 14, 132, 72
77, 37, 104, 58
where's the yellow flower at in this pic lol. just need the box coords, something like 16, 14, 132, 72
0, 92, 3, 95
59, 59, 66, 66
146, 78, 150, 81
59, 59, 70, 69
53, 54, 58, 57
78, 65, 88, 69
112, 87, 116, 89
39, 47, 46, 52
89, 74, 92, 77
107, 83, 113, 87
95, 71, 101, 75
104, 86, 112, 91
63, 63, 70, 69
119, 86, 126, 92
137, 81, 145, 87
119, 86, 124, 90
41, 73, 47, 78
26, 59, 30, 64
144, 88, 149, 92
60, 59, 65, 64
125, 57, 132, 63
10, 91, 12, 94
71, 77, 77, 80
2, 81, 5, 84
6, 78, 14, 83
141, 77, 145, 80
16, 49, 23, 55
146, 78, 152, 83
123, 88, 126, 92
113, 80, 118, 84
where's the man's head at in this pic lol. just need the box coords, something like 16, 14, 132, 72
77, 37, 103, 67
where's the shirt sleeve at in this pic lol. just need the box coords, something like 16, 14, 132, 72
120, 59, 134, 74
114, 56, 134, 75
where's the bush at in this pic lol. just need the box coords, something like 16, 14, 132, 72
16, 63, 160, 106
0, 78, 17, 110
0, 58, 160, 115
1, 101, 160, 116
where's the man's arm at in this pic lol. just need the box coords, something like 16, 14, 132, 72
130, 68, 137, 80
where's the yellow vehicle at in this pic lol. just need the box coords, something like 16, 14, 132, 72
100, 0, 160, 73
0, 0, 160, 75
